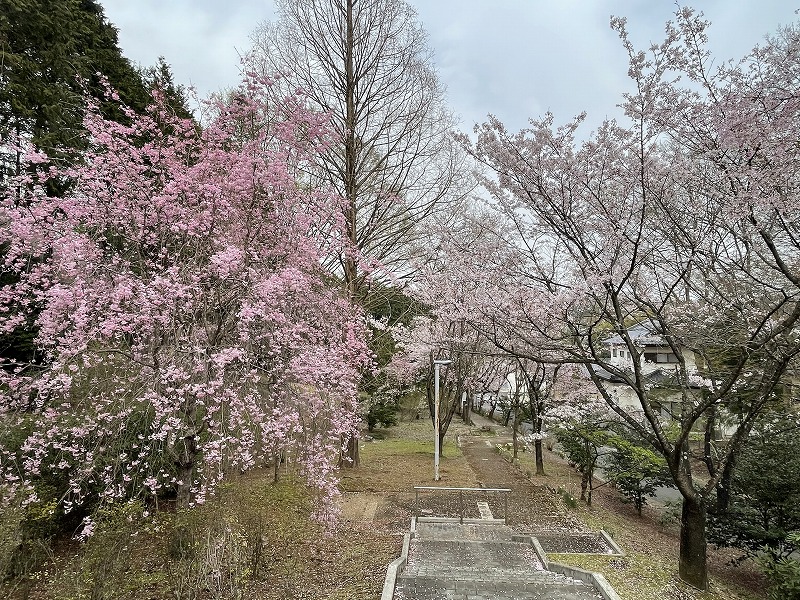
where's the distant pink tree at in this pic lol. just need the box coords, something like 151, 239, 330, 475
0, 75, 370, 526
388, 206, 527, 453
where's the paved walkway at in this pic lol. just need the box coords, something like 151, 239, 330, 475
388, 413, 618, 599
392, 521, 606, 600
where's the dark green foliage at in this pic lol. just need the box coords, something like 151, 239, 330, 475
365, 396, 399, 432
558, 488, 578, 509
0, 0, 152, 166
0, 0, 151, 370
604, 432, 673, 515
758, 534, 800, 600
358, 284, 427, 433
708, 416, 800, 561
362, 283, 427, 376
139, 56, 195, 122
0, 3, 193, 393
555, 422, 609, 505
0, 243, 47, 380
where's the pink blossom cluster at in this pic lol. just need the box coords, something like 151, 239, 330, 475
0, 74, 371, 519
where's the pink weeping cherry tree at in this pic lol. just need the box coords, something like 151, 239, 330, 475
0, 74, 371, 530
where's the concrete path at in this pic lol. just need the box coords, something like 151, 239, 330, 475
392, 521, 606, 600
385, 412, 621, 599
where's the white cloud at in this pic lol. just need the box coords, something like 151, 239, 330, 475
99, 0, 795, 135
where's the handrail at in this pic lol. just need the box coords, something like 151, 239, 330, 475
413, 486, 511, 493
413, 486, 511, 523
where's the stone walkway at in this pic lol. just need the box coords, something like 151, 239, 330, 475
385, 413, 621, 600
392, 521, 607, 600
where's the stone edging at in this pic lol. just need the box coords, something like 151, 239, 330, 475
548, 562, 623, 600
599, 529, 625, 556
523, 530, 626, 557
513, 534, 624, 600
380, 529, 411, 600
415, 516, 507, 525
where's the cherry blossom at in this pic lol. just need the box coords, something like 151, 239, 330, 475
0, 74, 371, 522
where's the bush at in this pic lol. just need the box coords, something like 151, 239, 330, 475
0, 483, 61, 581
558, 488, 578, 509
78, 502, 157, 600
759, 545, 800, 600
366, 398, 399, 432
604, 434, 673, 516
708, 416, 800, 560
166, 478, 314, 600
0, 487, 24, 579
167, 508, 249, 600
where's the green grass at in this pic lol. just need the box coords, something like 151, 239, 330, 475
344, 421, 477, 492
548, 552, 762, 600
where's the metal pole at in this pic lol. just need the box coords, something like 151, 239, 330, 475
434, 362, 440, 481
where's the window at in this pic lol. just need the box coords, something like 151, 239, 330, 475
644, 351, 679, 363
653, 400, 681, 420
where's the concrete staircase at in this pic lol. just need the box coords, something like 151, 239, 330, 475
391, 522, 608, 600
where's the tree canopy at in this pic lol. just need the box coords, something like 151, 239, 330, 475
0, 0, 152, 167
0, 75, 369, 529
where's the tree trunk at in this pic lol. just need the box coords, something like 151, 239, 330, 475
679, 496, 709, 590
176, 390, 199, 508
534, 414, 545, 475
586, 465, 594, 506
176, 438, 197, 509
584, 438, 595, 506
345, 434, 360, 467
534, 439, 545, 475
512, 404, 519, 460
339, 0, 361, 470
714, 454, 737, 514
580, 469, 589, 502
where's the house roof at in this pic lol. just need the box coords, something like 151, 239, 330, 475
605, 322, 665, 346
591, 365, 702, 389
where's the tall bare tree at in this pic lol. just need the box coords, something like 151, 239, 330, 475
250, 0, 468, 305
250, 0, 468, 466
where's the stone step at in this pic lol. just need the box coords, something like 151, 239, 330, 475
394, 575, 605, 600
414, 521, 513, 541
398, 570, 573, 584
392, 521, 615, 600
406, 539, 544, 573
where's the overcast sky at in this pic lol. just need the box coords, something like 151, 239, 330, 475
99, 1, 797, 135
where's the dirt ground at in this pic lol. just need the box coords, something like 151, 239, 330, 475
3, 416, 766, 600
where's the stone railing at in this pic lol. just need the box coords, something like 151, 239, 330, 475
412, 485, 511, 523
